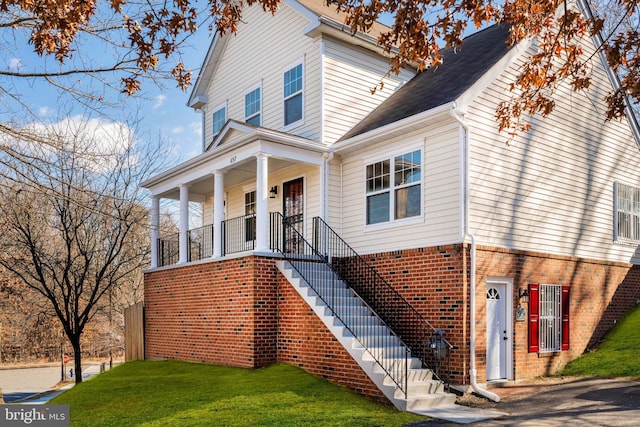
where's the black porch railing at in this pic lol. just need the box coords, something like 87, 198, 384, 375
312, 217, 453, 386
189, 224, 214, 261
157, 234, 179, 267
222, 213, 256, 256
157, 224, 214, 266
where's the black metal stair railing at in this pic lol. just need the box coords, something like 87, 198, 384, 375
270, 212, 411, 397
312, 216, 453, 387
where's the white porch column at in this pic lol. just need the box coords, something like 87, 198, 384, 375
213, 170, 225, 258
255, 153, 269, 252
150, 196, 160, 269
179, 184, 190, 264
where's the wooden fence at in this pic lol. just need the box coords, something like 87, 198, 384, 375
124, 302, 144, 361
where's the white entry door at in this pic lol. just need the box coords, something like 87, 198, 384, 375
486, 282, 509, 381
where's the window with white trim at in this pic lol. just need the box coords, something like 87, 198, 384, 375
614, 182, 640, 242
245, 86, 261, 126
283, 62, 303, 126
212, 105, 226, 137
528, 283, 569, 353
365, 149, 422, 225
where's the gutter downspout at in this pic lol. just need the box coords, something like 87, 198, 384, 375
450, 105, 500, 402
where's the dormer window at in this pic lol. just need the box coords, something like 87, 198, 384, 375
212, 104, 226, 137
284, 62, 303, 126
245, 86, 261, 126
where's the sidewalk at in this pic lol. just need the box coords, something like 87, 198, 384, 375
409, 377, 640, 425
2, 363, 114, 404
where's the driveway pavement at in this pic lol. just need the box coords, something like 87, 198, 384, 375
1, 363, 108, 403
409, 377, 640, 425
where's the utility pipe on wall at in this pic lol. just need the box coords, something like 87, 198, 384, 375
450, 105, 500, 402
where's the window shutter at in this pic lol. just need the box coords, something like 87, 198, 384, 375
528, 283, 540, 353
561, 286, 570, 350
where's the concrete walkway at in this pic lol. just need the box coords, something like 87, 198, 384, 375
407, 377, 640, 425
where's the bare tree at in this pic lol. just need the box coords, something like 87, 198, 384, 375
0, 118, 165, 383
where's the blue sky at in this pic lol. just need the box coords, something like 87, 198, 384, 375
0, 17, 214, 163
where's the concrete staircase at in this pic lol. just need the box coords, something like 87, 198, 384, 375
276, 259, 457, 413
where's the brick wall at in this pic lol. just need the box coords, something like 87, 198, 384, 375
144, 256, 279, 368
144, 255, 382, 398
363, 245, 471, 385
276, 273, 383, 398
475, 245, 640, 380
144, 245, 640, 396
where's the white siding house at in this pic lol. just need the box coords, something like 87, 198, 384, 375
142, 0, 640, 412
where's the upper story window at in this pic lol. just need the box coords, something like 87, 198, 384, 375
245, 86, 261, 126
212, 104, 227, 137
283, 62, 303, 126
366, 149, 422, 225
614, 181, 640, 243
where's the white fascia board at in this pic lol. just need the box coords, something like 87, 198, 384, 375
332, 102, 455, 154
187, 33, 229, 109
285, 0, 322, 34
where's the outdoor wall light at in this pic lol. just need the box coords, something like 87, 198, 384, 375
518, 287, 529, 303
269, 186, 278, 199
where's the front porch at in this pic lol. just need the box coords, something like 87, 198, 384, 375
155, 212, 300, 267
142, 121, 332, 269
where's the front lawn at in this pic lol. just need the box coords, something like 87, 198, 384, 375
50, 361, 425, 426
560, 304, 640, 377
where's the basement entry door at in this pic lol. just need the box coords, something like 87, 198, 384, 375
486, 281, 508, 381
283, 177, 304, 253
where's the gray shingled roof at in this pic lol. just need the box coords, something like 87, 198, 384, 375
339, 24, 512, 141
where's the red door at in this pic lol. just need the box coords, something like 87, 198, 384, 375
283, 177, 304, 253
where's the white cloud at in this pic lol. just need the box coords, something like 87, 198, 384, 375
7, 57, 23, 71
38, 106, 51, 117
171, 126, 184, 134
17, 115, 137, 173
153, 94, 167, 110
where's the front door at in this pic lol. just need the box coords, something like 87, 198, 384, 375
486, 282, 508, 381
283, 177, 304, 253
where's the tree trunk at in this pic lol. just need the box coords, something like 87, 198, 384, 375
71, 337, 83, 384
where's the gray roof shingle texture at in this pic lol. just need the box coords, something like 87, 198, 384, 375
340, 24, 513, 141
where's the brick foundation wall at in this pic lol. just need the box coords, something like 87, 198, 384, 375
144, 255, 382, 399
363, 245, 471, 385
475, 245, 640, 380
144, 256, 279, 368
276, 273, 383, 398
144, 245, 640, 395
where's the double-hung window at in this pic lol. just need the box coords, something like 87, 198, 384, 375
614, 182, 640, 243
245, 86, 261, 126
212, 105, 226, 137
366, 149, 422, 225
528, 284, 570, 353
283, 62, 303, 126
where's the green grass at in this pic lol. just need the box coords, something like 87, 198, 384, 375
560, 304, 640, 378
50, 361, 425, 427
